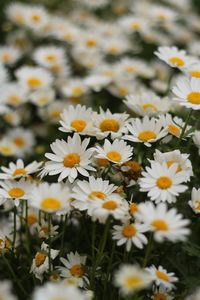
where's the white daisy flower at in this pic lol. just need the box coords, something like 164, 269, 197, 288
146, 265, 178, 290
153, 150, 193, 181
136, 202, 190, 242
87, 195, 128, 223
7, 128, 35, 157
188, 187, 200, 214
72, 176, 117, 211
0, 281, 17, 300
139, 161, 188, 203
158, 113, 192, 139
30, 88, 55, 107
43, 100, 66, 124
0, 159, 42, 180
15, 66, 53, 90
24, 5, 49, 32
30, 242, 59, 281
80, 0, 109, 9
124, 92, 170, 116
29, 182, 72, 215
0, 83, 28, 107
155, 46, 197, 69
101, 37, 130, 56
193, 130, 200, 155
94, 139, 133, 165
0, 179, 33, 207
184, 62, 200, 79
84, 75, 111, 92
0, 138, 17, 157
149, 5, 177, 23
112, 222, 149, 251
58, 252, 88, 288
6, 3, 27, 26
44, 134, 95, 182
0, 46, 21, 65
32, 282, 89, 300
62, 79, 88, 98
93, 108, 129, 140
151, 285, 174, 300
114, 264, 152, 295
59, 104, 95, 135
33, 46, 66, 68
36, 221, 59, 239
172, 77, 200, 110
119, 16, 149, 34
123, 116, 167, 147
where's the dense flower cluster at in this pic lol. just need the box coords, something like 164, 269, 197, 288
0, 0, 200, 299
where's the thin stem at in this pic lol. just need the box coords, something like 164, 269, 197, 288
48, 214, 52, 273
60, 214, 67, 258
12, 206, 17, 251
2, 254, 28, 296
176, 109, 193, 147
103, 241, 115, 299
142, 233, 153, 268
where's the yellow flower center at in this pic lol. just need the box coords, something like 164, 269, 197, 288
125, 66, 135, 73
63, 153, 80, 168
0, 239, 4, 249
86, 39, 97, 48
142, 103, 157, 111
138, 130, 157, 141
31, 14, 41, 22
71, 87, 83, 97
38, 97, 49, 106
122, 224, 137, 237
50, 110, 61, 119
154, 293, 167, 300
70, 264, 84, 277
108, 46, 120, 55
125, 276, 143, 288
190, 71, 200, 78
107, 151, 122, 162
167, 124, 180, 136
195, 201, 200, 210
51, 64, 61, 73
41, 197, 61, 211
2, 53, 12, 63
35, 252, 46, 267
89, 191, 106, 200
129, 203, 138, 214
156, 176, 172, 189
124, 160, 141, 172
71, 119, 87, 132
187, 92, 200, 105
27, 214, 38, 225
131, 22, 141, 30
166, 160, 182, 173
27, 77, 42, 88
152, 219, 169, 231
0, 146, 13, 156
13, 137, 25, 148
156, 271, 169, 282
12, 168, 27, 177
8, 187, 25, 198
100, 119, 120, 132
8, 95, 21, 105
46, 54, 57, 62
97, 158, 109, 167
118, 87, 128, 97
102, 200, 118, 210
169, 56, 185, 67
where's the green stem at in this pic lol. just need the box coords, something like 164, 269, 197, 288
91, 218, 111, 289
12, 206, 17, 251
2, 254, 28, 296
48, 214, 52, 273
60, 214, 67, 258
142, 233, 153, 268
176, 109, 193, 147
103, 241, 115, 299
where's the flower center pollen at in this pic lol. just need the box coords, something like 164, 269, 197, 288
187, 92, 200, 105
100, 119, 120, 132
122, 224, 137, 237
63, 153, 80, 168
138, 130, 157, 141
107, 151, 122, 162
41, 197, 61, 211
71, 119, 87, 132
169, 56, 185, 67
8, 187, 25, 198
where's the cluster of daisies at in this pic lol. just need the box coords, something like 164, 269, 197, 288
1, 0, 200, 299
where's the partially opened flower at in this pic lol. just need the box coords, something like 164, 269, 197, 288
146, 265, 178, 290
188, 187, 200, 214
